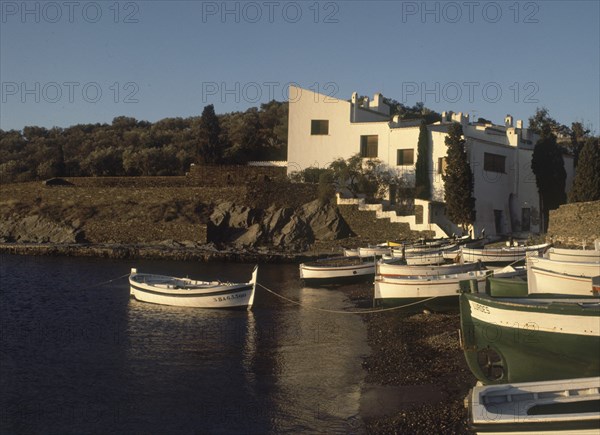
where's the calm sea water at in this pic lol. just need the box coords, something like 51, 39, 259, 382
0, 254, 370, 434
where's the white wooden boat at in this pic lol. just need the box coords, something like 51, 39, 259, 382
546, 247, 600, 263
129, 266, 258, 309
461, 243, 550, 264
377, 260, 482, 277
359, 246, 392, 257
404, 242, 458, 255
442, 250, 464, 261
467, 377, 600, 434
299, 256, 375, 283
527, 256, 600, 277
405, 252, 446, 265
343, 246, 391, 258
375, 266, 523, 308
527, 266, 599, 296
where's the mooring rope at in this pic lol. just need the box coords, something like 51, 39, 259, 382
257, 282, 438, 314
84, 273, 130, 290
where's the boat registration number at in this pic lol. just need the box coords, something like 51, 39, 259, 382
472, 303, 491, 315
213, 293, 246, 302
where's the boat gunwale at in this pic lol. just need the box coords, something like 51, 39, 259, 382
462, 292, 600, 316
129, 282, 253, 298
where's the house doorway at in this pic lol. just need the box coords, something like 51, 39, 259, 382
494, 210, 504, 235
521, 208, 531, 232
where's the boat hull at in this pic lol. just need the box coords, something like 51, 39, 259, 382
299, 257, 375, 283
527, 266, 596, 296
460, 292, 600, 384
378, 261, 481, 277
405, 252, 446, 265
547, 247, 600, 263
374, 270, 490, 310
528, 256, 600, 277
462, 243, 550, 264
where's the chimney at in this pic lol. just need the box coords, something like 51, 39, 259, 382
351, 92, 358, 104
371, 93, 381, 109
516, 119, 523, 129
505, 114, 513, 127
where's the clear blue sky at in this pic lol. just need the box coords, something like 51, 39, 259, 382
1, 1, 599, 132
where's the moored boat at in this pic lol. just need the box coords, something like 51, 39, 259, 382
527, 266, 599, 296
459, 290, 600, 385
358, 246, 392, 257
375, 266, 524, 309
404, 242, 458, 256
343, 245, 391, 258
461, 243, 550, 264
129, 266, 258, 309
527, 255, 600, 277
299, 256, 375, 283
547, 246, 600, 263
377, 260, 482, 278
467, 377, 600, 434
405, 251, 446, 265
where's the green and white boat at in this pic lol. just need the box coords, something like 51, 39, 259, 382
460, 289, 600, 385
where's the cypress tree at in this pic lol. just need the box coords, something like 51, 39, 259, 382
197, 104, 222, 164
531, 125, 567, 231
442, 123, 476, 230
568, 137, 600, 203
415, 119, 431, 200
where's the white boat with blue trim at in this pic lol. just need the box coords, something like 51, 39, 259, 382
129, 266, 258, 309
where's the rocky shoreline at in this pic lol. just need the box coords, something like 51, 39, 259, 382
0, 242, 327, 263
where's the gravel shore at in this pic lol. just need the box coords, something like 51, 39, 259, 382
348, 286, 477, 434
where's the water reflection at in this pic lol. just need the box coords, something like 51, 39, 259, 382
1, 255, 370, 434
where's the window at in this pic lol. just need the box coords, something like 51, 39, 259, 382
360, 135, 378, 158
311, 120, 329, 135
396, 149, 414, 166
437, 157, 447, 175
484, 152, 506, 173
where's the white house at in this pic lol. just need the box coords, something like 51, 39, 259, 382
287, 86, 575, 236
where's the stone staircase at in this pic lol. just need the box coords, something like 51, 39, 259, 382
336, 194, 448, 239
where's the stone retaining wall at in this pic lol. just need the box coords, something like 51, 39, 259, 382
188, 164, 287, 185
547, 200, 600, 247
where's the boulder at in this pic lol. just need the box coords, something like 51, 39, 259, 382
272, 215, 313, 250
232, 223, 263, 247
300, 199, 353, 240
206, 199, 351, 250
0, 215, 85, 244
